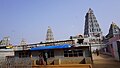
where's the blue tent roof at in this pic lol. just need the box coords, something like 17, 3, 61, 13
30, 44, 71, 51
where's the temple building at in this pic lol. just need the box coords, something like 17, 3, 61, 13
84, 8, 103, 51
103, 22, 120, 61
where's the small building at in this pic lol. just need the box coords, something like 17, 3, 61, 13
14, 43, 92, 65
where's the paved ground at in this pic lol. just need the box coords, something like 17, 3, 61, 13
92, 54, 120, 68
33, 64, 92, 68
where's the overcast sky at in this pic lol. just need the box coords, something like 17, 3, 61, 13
0, 0, 120, 45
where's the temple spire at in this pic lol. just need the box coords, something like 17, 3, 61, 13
46, 26, 54, 42
20, 38, 27, 45
0, 36, 10, 46
84, 8, 103, 46
106, 22, 120, 38
88, 8, 93, 13
84, 8, 102, 37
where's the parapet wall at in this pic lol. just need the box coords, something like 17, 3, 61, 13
46, 57, 92, 65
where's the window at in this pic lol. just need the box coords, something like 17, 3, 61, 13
19, 53, 21, 58
95, 24, 98, 27
92, 29, 94, 32
64, 50, 68, 57
94, 20, 96, 22
93, 39, 95, 42
97, 29, 98, 31
64, 49, 83, 57
94, 29, 96, 32
48, 50, 54, 58
90, 29, 91, 32
99, 29, 101, 31
19, 52, 31, 58
114, 28, 118, 33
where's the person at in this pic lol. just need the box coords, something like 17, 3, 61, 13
96, 49, 99, 56
93, 50, 96, 54
44, 52, 48, 65
39, 54, 45, 65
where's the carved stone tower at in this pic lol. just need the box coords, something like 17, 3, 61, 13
0, 36, 10, 46
46, 26, 54, 42
84, 8, 103, 50
106, 22, 120, 39
84, 8, 102, 38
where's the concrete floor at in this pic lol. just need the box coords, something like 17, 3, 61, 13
92, 54, 120, 68
33, 64, 92, 68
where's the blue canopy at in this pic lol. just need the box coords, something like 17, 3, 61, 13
30, 44, 71, 51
